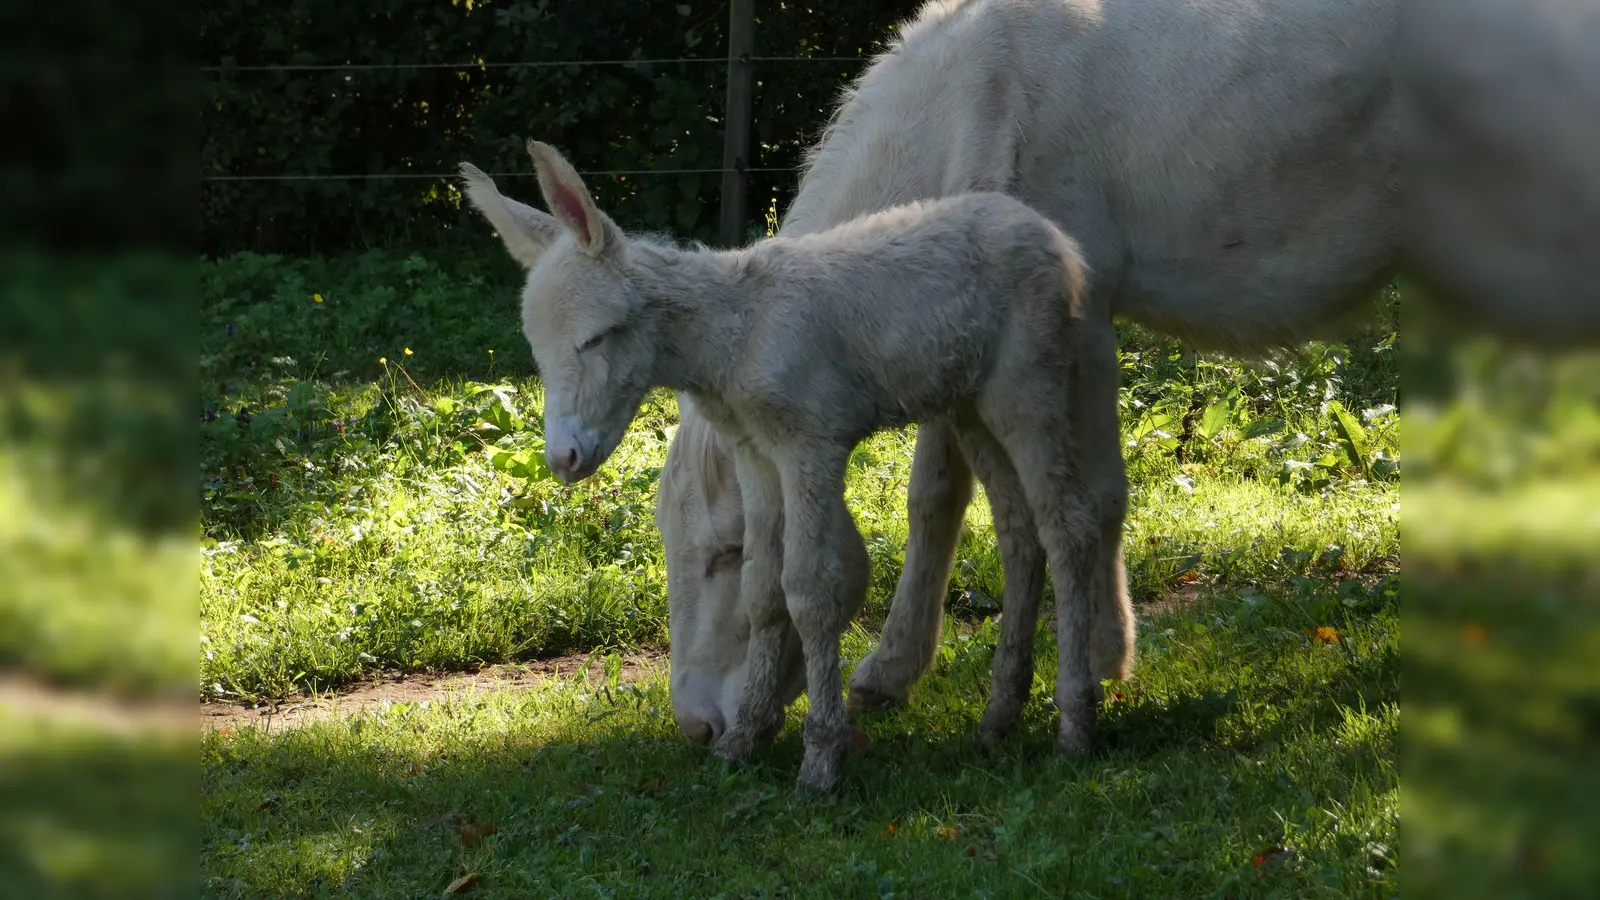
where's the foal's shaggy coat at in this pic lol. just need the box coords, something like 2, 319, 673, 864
461, 141, 1120, 793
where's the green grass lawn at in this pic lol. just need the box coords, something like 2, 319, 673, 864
185, 250, 1407, 897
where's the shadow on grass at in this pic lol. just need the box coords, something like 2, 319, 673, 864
202, 719, 1383, 899
1404, 561, 1600, 899
202, 585, 1402, 899
0, 722, 193, 900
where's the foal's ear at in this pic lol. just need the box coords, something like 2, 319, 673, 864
458, 162, 559, 268
527, 140, 622, 257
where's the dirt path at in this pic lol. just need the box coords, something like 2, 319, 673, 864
200, 649, 670, 734
2, 650, 671, 738
0, 673, 195, 736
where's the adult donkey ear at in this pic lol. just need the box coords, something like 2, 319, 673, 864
526, 140, 623, 258
458, 162, 559, 268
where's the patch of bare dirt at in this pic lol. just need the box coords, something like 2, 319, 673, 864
200, 649, 669, 735
0, 673, 194, 737
1139, 584, 1206, 620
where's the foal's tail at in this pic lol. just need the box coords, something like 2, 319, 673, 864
1049, 225, 1091, 319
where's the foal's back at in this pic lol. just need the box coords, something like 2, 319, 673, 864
732, 193, 1085, 436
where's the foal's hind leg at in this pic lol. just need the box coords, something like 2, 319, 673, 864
946, 416, 1048, 740
849, 420, 974, 710
981, 326, 1129, 755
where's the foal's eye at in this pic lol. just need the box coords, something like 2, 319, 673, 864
579, 333, 605, 352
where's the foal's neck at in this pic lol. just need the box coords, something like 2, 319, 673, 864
624, 241, 755, 396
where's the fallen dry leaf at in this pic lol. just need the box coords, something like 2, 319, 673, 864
964, 845, 977, 857
255, 795, 281, 812
882, 822, 897, 837
214, 728, 234, 738
1253, 846, 1294, 869
849, 721, 872, 753
1308, 625, 1341, 645
1175, 569, 1203, 585
457, 822, 498, 846
937, 826, 958, 840
444, 873, 479, 894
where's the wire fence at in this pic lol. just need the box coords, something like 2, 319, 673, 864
201, 54, 865, 184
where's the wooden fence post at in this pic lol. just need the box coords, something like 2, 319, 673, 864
719, 0, 755, 247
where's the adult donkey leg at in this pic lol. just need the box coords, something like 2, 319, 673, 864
1080, 323, 1136, 688
848, 420, 974, 709
778, 444, 866, 795
1092, 537, 1136, 684
713, 446, 791, 764
946, 415, 1048, 740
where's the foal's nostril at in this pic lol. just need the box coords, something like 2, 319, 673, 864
564, 446, 579, 472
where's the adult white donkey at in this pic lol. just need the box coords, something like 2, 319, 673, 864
460, 141, 1116, 794
662, 0, 1402, 746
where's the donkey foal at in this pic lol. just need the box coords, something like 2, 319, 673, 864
460, 140, 1125, 794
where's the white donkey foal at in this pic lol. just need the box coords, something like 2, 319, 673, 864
460, 141, 1123, 794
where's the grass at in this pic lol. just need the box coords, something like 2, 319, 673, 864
1, 705, 192, 900
0, 251, 193, 696
1398, 327, 1600, 898
184, 248, 1406, 897
203, 585, 1398, 898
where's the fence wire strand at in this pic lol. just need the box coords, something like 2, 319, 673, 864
202, 167, 800, 183
201, 55, 865, 73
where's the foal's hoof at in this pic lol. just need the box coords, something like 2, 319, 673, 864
712, 726, 760, 765
795, 748, 844, 797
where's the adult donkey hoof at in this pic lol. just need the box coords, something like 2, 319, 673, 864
1055, 715, 1097, 758
978, 697, 1024, 742
846, 653, 915, 711
845, 684, 905, 711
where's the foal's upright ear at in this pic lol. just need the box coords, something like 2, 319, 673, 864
458, 162, 559, 268
527, 140, 621, 257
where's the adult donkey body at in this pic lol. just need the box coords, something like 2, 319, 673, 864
662, 0, 1403, 744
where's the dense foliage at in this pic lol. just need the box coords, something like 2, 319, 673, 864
200, 0, 924, 254
197, 249, 1400, 699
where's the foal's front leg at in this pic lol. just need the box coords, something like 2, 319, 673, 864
778, 445, 863, 795
712, 446, 790, 764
